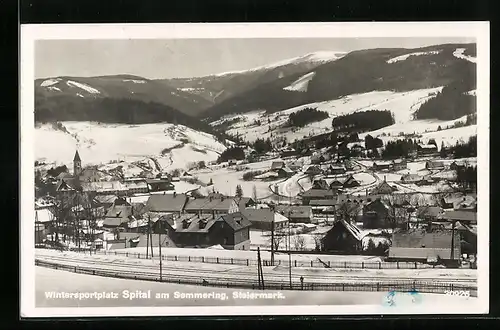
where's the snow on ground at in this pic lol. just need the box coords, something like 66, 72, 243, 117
47, 86, 61, 92
66, 80, 100, 94
40, 78, 61, 87
386, 50, 441, 63
352, 172, 377, 185
37, 267, 475, 308
276, 173, 306, 197
453, 48, 477, 63
35, 122, 227, 173
466, 90, 477, 96
283, 72, 316, 92
123, 79, 146, 84
220, 87, 443, 143
194, 166, 277, 200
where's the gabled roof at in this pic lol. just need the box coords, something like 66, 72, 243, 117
300, 189, 336, 199
371, 181, 397, 194
241, 208, 275, 223
309, 199, 337, 206
364, 198, 391, 211
184, 197, 237, 212
391, 230, 460, 250
55, 179, 76, 192
175, 214, 218, 233
418, 144, 437, 149
220, 212, 252, 231
146, 194, 188, 213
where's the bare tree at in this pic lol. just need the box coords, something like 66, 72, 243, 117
313, 234, 323, 251
252, 184, 258, 203
268, 231, 286, 251
292, 235, 307, 251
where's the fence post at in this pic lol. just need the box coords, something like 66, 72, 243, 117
379, 262, 381, 269
93, 270, 95, 275
138, 253, 140, 259
414, 262, 417, 269
344, 261, 347, 268
247, 259, 249, 266
397, 262, 399, 269
126, 252, 128, 257
189, 256, 191, 262
311, 260, 313, 267
362, 262, 364, 269
175, 256, 178, 261
295, 260, 297, 267
217, 257, 219, 264
202, 256, 204, 263
231, 258, 233, 265
74, 266, 77, 272
376, 282, 380, 291
342, 283, 345, 291
328, 261, 330, 268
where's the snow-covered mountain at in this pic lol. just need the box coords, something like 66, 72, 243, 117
157, 51, 346, 108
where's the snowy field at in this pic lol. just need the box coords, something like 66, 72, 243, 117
215, 87, 445, 143
36, 266, 476, 308
35, 122, 227, 172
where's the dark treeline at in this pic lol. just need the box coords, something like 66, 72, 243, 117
287, 108, 329, 127
381, 139, 420, 159
217, 147, 245, 163
415, 82, 477, 120
332, 110, 394, 133
35, 96, 233, 143
456, 165, 477, 193
442, 136, 477, 159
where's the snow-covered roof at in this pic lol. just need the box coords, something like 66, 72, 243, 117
35, 208, 54, 223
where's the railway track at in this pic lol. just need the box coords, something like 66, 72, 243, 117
35, 253, 477, 286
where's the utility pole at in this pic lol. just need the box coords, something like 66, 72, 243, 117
271, 213, 275, 266
146, 215, 150, 258
288, 192, 292, 289
450, 220, 456, 262
257, 247, 262, 289
159, 220, 162, 281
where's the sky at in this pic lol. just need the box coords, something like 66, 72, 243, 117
35, 37, 475, 80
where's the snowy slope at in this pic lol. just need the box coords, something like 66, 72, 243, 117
453, 48, 476, 63
215, 87, 445, 143
212, 51, 346, 77
386, 50, 441, 63
283, 72, 316, 92
66, 80, 100, 94
35, 122, 228, 173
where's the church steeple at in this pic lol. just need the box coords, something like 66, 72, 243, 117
73, 150, 82, 176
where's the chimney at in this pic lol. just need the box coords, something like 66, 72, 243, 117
173, 191, 177, 197
366, 189, 368, 197
384, 176, 387, 182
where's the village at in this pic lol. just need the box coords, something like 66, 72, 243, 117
34, 128, 478, 288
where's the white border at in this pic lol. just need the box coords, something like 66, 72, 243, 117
20, 22, 490, 318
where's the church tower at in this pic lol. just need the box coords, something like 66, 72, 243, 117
73, 150, 82, 176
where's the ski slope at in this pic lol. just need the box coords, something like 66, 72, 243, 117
283, 72, 316, 92
34, 122, 228, 173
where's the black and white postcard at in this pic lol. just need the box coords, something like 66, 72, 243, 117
20, 22, 489, 317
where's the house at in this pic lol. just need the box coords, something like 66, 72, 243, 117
391, 159, 407, 171
310, 153, 326, 164
123, 179, 149, 194
227, 159, 237, 166
400, 174, 422, 184
441, 210, 477, 225
275, 205, 315, 224
388, 230, 461, 267
77, 167, 105, 183
271, 161, 285, 171
312, 179, 329, 190
441, 195, 477, 210
240, 208, 289, 231
102, 200, 135, 229
145, 179, 175, 192
370, 179, 397, 195
362, 199, 392, 229
309, 199, 337, 216
450, 161, 467, 171
146, 193, 188, 216
280, 148, 300, 158
425, 160, 445, 171
342, 175, 360, 188
418, 144, 438, 155
184, 195, 242, 216
327, 165, 347, 175
321, 220, 364, 253
430, 170, 458, 182
329, 179, 345, 190
287, 161, 303, 172
81, 181, 128, 196
372, 161, 392, 171
300, 189, 336, 205
275, 166, 294, 178
416, 177, 435, 186
165, 212, 252, 250
304, 165, 322, 176
55, 179, 77, 197
416, 206, 444, 222
94, 194, 118, 209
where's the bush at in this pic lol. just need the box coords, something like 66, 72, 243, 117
332, 110, 394, 133
243, 170, 264, 181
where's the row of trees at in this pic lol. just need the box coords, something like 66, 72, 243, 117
287, 107, 329, 128
332, 110, 394, 133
